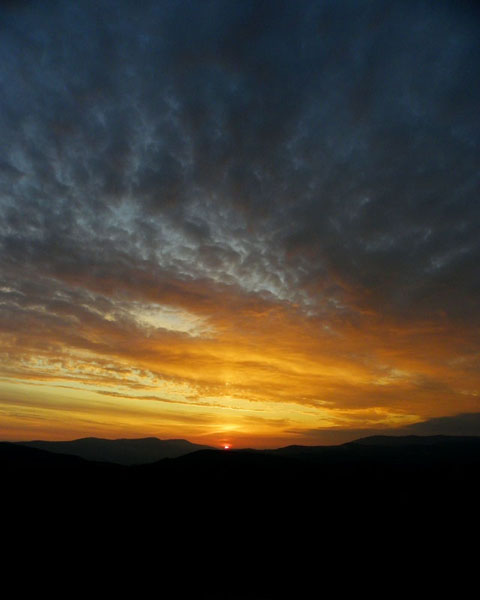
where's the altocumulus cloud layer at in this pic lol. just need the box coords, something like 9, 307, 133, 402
0, 0, 479, 445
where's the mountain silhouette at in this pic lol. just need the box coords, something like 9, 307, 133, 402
0, 441, 116, 469
4, 434, 480, 517
3, 434, 478, 599
7, 434, 480, 472
15, 436, 214, 465
126, 435, 480, 505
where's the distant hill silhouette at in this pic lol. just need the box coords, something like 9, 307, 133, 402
3, 434, 478, 599
4, 434, 480, 515
7, 433, 480, 471
0, 441, 115, 469
267, 434, 480, 465
15, 436, 214, 465
125, 434, 480, 505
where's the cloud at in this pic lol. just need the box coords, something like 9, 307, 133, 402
291, 412, 480, 445
1, 0, 478, 319
0, 1, 479, 442
405, 412, 480, 436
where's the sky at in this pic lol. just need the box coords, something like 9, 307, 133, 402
0, 0, 479, 447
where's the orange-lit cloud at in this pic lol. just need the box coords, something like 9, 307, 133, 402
1, 1, 479, 446
1, 271, 479, 446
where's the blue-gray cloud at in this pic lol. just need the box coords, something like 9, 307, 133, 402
0, 0, 479, 327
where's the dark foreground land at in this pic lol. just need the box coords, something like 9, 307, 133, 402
2, 435, 479, 598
